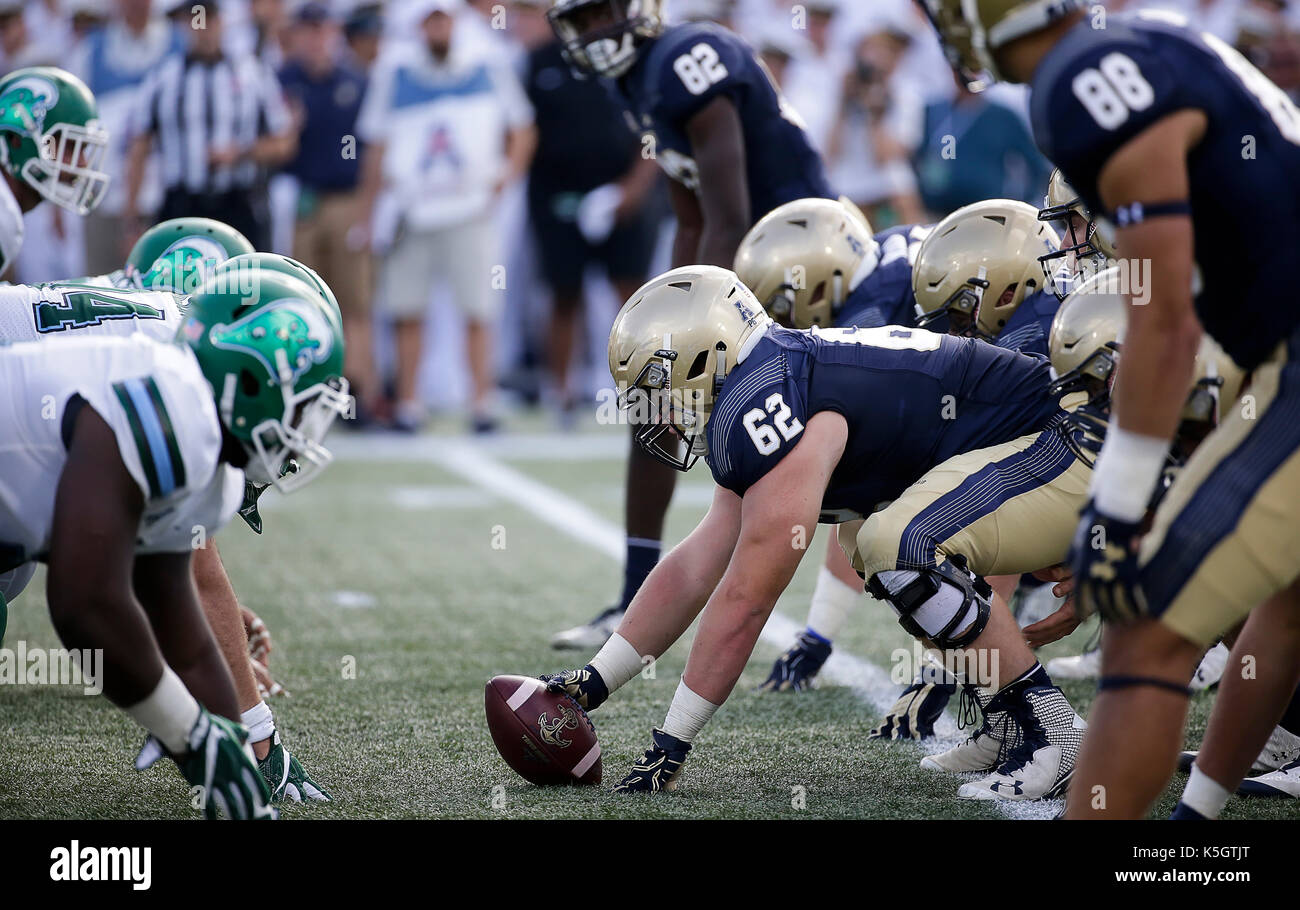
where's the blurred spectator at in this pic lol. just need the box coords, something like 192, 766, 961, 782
781, 0, 847, 151
753, 18, 807, 88
912, 73, 1051, 218
514, 0, 658, 418
343, 1, 382, 67
280, 0, 377, 416
124, 0, 296, 252
247, 0, 286, 66
69, 0, 183, 275
356, 0, 536, 433
827, 26, 925, 225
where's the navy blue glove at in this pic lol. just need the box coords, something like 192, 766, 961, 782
759, 630, 832, 692
613, 728, 691, 793
1069, 500, 1147, 622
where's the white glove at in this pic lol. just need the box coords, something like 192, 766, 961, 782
576, 183, 625, 245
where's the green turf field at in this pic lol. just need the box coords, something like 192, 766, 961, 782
0, 418, 1289, 820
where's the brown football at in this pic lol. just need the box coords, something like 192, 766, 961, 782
484, 675, 602, 786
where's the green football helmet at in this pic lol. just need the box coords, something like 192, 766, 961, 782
126, 218, 255, 295
208, 253, 342, 328
180, 272, 351, 492
0, 66, 109, 215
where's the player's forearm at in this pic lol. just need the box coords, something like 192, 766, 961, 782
191, 542, 261, 715
122, 135, 150, 219
1112, 295, 1201, 443
696, 219, 749, 269
618, 543, 717, 660
682, 579, 779, 704
671, 223, 702, 268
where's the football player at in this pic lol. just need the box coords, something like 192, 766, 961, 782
545, 0, 833, 650
732, 197, 936, 697
547, 265, 1094, 801
0, 254, 343, 808
912, 199, 1062, 358
1036, 169, 1114, 300
0, 269, 348, 818
926, 0, 1300, 818
0, 66, 110, 278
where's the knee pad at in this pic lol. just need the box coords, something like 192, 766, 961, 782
867, 555, 993, 650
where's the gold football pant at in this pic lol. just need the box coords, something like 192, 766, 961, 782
1139, 334, 1300, 647
845, 422, 1092, 580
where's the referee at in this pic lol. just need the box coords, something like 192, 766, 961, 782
123, 0, 295, 252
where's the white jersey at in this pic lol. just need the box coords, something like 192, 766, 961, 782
0, 282, 184, 345
0, 177, 24, 280
0, 334, 243, 575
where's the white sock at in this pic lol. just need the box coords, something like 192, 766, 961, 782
125, 667, 201, 754
241, 700, 275, 744
805, 566, 862, 643
661, 679, 719, 743
1182, 764, 1231, 819
589, 632, 644, 694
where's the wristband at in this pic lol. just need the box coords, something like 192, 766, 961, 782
1090, 426, 1169, 522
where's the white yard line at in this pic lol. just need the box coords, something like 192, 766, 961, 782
338, 432, 1057, 818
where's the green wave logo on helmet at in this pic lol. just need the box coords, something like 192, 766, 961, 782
209, 298, 336, 383
142, 235, 231, 294
0, 75, 59, 137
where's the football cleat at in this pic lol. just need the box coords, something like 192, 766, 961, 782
1044, 648, 1100, 680
550, 605, 623, 651
613, 728, 690, 794
1191, 642, 1230, 691
136, 709, 277, 820
759, 630, 832, 692
869, 676, 956, 740
957, 686, 1086, 801
258, 732, 332, 803
1238, 758, 1300, 798
921, 686, 1006, 772
541, 665, 610, 711
1179, 723, 1300, 774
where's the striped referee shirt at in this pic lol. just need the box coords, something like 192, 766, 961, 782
132, 50, 292, 195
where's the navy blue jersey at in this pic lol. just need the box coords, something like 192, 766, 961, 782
992, 290, 1060, 358
1031, 11, 1300, 369
837, 223, 933, 330
611, 22, 831, 219
706, 325, 1065, 515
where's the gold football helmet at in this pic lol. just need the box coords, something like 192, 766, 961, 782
1049, 268, 1246, 447
733, 197, 874, 329
1038, 169, 1116, 298
922, 0, 1088, 85
608, 265, 772, 471
916, 0, 990, 92
912, 199, 1058, 339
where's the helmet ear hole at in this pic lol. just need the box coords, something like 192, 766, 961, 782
240, 368, 262, 396
686, 349, 709, 380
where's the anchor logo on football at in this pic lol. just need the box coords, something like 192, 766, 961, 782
537, 703, 581, 748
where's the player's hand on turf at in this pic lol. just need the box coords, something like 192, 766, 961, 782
136, 709, 277, 820
242, 606, 272, 663
759, 630, 831, 692
613, 729, 690, 793
1022, 566, 1082, 647
1068, 501, 1147, 623
868, 677, 955, 740
541, 665, 609, 710
258, 732, 331, 803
